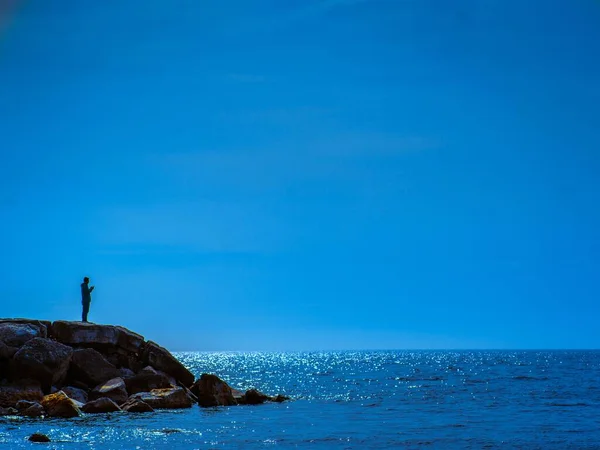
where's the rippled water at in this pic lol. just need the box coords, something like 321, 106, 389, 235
2, 351, 599, 448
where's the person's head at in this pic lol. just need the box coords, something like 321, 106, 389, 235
83, 277, 90, 283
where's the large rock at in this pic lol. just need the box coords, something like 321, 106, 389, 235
82, 397, 121, 413
0, 380, 43, 407
0, 319, 50, 338
61, 386, 88, 404
90, 377, 128, 404
121, 397, 154, 413
51, 321, 144, 353
13, 338, 73, 390
21, 402, 45, 417
125, 366, 174, 395
239, 389, 270, 405
0, 323, 44, 347
190, 374, 237, 407
141, 341, 194, 387
129, 387, 193, 409
41, 391, 81, 418
69, 348, 121, 387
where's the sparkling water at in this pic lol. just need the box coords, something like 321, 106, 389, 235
2, 350, 599, 448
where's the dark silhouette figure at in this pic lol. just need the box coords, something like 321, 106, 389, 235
81, 277, 95, 322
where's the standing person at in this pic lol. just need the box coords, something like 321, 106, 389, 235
81, 277, 95, 322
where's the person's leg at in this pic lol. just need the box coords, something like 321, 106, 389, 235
82, 302, 89, 322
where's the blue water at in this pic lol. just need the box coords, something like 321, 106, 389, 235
2, 350, 600, 449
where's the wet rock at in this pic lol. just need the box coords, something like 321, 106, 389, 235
90, 377, 128, 404
61, 386, 88, 404
0, 323, 44, 348
0, 406, 18, 415
272, 394, 290, 403
69, 348, 120, 387
28, 433, 50, 442
21, 402, 45, 417
190, 374, 237, 407
141, 341, 194, 387
13, 338, 73, 390
0, 380, 44, 407
125, 366, 173, 395
129, 387, 193, 409
82, 397, 121, 413
121, 397, 154, 413
41, 391, 81, 418
16, 399, 37, 411
239, 388, 270, 405
51, 321, 144, 353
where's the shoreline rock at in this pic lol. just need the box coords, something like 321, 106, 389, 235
0, 318, 289, 418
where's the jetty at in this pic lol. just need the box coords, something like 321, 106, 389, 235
0, 319, 287, 417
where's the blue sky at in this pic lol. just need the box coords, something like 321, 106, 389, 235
0, 0, 599, 350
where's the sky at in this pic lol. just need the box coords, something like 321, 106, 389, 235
0, 0, 599, 351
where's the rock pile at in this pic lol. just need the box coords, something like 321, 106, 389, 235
0, 319, 288, 417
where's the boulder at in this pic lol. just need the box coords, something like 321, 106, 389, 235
190, 374, 237, 407
0, 323, 44, 348
129, 387, 193, 409
272, 394, 290, 403
141, 341, 194, 387
16, 399, 38, 411
121, 397, 154, 413
0, 319, 49, 337
0, 406, 17, 415
82, 397, 121, 413
125, 366, 174, 395
119, 367, 135, 379
51, 321, 144, 353
13, 338, 73, 390
61, 386, 88, 404
41, 391, 81, 418
28, 433, 50, 443
239, 388, 270, 405
69, 348, 120, 387
0, 380, 44, 407
90, 377, 128, 404
21, 402, 45, 417
0, 340, 18, 359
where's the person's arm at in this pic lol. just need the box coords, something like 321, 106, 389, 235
90, 286, 95, 292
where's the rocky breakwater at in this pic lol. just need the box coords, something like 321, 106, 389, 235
0, 319, 288, 418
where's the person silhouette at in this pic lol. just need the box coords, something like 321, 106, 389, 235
81, 277, 95, 322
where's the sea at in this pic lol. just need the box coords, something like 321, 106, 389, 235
1, 350, 599, 449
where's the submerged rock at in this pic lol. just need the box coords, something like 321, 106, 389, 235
13, 338, 73, 390
191, 374, 237, 407
41, 391, 81, 418
90, 377, 128, 404
28, 433, 51, 443
129, 387, 193, 409
82, 397, 121, 413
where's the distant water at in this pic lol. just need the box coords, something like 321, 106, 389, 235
2, 350, 600, 449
